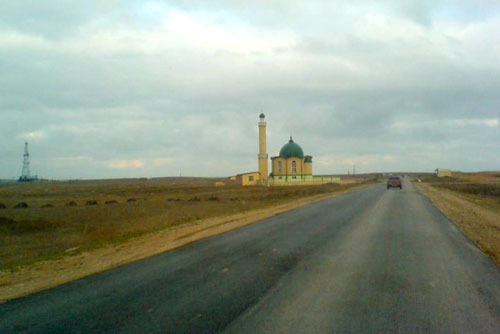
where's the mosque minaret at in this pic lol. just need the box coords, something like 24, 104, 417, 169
258, 113, 268, 179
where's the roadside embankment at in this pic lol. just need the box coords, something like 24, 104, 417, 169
415, 182, 500, 265
0, 182, 374, 303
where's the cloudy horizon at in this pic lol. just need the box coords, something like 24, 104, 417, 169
1, 1, 499, 179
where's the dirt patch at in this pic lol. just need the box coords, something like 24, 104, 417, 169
416, 183, 500, 265
0, 183, 371, 303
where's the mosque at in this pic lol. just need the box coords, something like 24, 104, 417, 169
235, 114, 339, 186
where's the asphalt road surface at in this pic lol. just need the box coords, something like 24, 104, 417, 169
1, 180, 499, 333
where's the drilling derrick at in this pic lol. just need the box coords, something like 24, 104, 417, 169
18, 142, 37, 182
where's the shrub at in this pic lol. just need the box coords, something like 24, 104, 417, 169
105, 200, 118, 204
127, 198, 137, 202
66, 201, 78, 207
188, 197, 201, 202
167, 198, 182, 202
0, 202, 6, 209
13, 202, 28, 209
206, 196, 219, 201
86, 200, 98, 206
41, 204, 54, 208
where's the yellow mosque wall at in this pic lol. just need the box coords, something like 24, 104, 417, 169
304, 162, 312, 175
236, 172, 261, 186
272, 157, 307, 176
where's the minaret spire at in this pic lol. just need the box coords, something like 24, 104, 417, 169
258, 113, 268, 180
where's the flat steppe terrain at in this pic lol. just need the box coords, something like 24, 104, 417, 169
0, 177, 368, 271
1, 178, 498, 333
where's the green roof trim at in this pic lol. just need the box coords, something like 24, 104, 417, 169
304, 155, 312, 163
279, 136, 304, 159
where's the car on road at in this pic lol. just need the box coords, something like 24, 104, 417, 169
387, 176, 402, 189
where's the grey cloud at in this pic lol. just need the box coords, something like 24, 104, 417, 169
1, 1, 499, 178
0, 1, 97, 38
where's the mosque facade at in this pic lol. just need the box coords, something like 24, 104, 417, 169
235, 114, 339, 186
269, 137, 313, 181
258, 113, 314, 182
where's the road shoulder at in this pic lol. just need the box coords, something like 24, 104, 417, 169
415, 182, 500, 265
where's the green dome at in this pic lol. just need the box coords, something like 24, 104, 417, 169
279, 137, 304, 159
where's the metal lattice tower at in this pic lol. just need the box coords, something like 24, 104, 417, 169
21, 142, 31, 180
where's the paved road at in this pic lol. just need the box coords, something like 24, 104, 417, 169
1, 180, 499, 333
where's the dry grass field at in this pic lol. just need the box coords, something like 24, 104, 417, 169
453, 171, 500, 183
419, 172, 500, 211
0, 178, 370, 271
416, 171, 500, 264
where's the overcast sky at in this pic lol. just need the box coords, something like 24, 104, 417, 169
1, 0, 499, 179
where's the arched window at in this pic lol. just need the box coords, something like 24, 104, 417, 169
292, 160, 297, 173
278, 161, 282, 173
